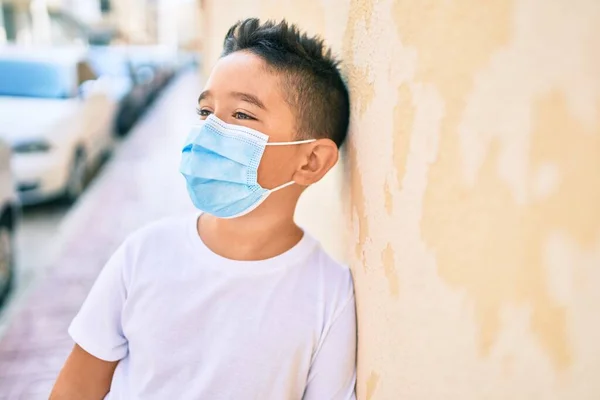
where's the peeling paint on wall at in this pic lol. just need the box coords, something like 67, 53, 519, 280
342, 0, 376, 117
365, 370, 380, 400
392, 84, 414, 191
382, 243, 399, 297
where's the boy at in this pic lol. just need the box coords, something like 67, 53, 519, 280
51, 18, 356, 399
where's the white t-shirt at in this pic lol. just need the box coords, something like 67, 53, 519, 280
68, 214, 357, 400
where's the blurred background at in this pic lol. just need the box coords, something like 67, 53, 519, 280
0, 0, 599, 399
0, 0, 200, 321
0, 0, 203, 397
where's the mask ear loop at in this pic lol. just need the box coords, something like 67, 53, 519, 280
269, 180, 296, 193
265, 138, 316, 192
265, 139, 316, 146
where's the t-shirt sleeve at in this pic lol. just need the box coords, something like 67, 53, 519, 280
303, 292, 357, 400
68, 241, 130, 362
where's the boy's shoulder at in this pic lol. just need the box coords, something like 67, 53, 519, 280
302, 235, 354, 302
122, 214, 192, 251
119, 215, 353, 294
310, 241, 352, 278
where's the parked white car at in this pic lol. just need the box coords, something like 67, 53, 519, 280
0, 47, 117, 205
0, 138, 19, 303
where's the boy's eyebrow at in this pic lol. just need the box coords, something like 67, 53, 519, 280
231, 91, 267, 110
198, 90, 212, 104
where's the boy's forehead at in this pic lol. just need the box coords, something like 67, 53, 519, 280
204, 52, 285, 103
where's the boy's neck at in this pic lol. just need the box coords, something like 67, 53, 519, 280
197, 204, 304, 262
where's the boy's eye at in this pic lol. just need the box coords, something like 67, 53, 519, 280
196, 108, 212, 117
233, 111, 254, 120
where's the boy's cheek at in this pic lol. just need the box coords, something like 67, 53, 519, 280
257, 149, 297, 188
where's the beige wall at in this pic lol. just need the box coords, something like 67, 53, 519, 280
201, 1, 600, 399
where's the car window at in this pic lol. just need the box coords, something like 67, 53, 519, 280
0, 59, 75, 98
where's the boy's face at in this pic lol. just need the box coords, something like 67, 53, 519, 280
198, 51, 308, 191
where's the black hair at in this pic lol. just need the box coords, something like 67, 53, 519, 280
222, 18, 350, 148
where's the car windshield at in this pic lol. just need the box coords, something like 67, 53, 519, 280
0, 59, 74, 99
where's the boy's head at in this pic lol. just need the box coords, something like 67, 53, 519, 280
221, 18, 350, 148
198, 18, 349, 201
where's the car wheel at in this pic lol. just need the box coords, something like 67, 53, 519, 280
0, 223, 14, 306
64, 150, 87, 203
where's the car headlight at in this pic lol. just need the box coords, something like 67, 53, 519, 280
12, 140, 52, 154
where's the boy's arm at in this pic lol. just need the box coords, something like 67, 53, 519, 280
50, 344, 118, 399
303, 294, 357, 400
51, 239, 131, 398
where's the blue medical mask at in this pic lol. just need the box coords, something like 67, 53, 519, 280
180, 114, 316, 219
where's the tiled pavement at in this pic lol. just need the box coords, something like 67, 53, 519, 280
0, 70, 199, 399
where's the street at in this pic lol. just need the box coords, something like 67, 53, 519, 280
0, 70, 198, 399
17, 204, 68, 288
0, 202, 68, 339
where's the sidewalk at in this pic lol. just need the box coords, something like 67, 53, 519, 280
0, 71, 198, 399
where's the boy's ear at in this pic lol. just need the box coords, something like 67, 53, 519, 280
293, 138, 339, 186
